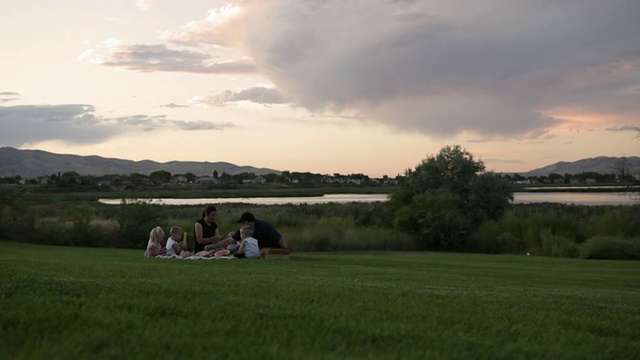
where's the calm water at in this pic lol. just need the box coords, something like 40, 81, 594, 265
99, 192, 638, 206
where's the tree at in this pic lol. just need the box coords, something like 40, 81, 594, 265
184, 172, 197, 183
401, 145, 485, 204
612, 157, 635, 184
548, 173, 563, 183
467, 172, 514, 225
213, 170, 219, 179
149, 170, 171, 185
390, 145, 513, 250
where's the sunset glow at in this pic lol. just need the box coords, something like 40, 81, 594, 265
1, 1, 638, 177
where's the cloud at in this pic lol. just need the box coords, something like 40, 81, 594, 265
192, 87, 290, 107
134, 0, 153, 11
606, 125, 640, 132
105, 114, 235, 131
172, 120, 235, 131
161, 5, 244, 48
78, 38, 256, 74
187, 0, 637, 139
0, 104, 118, 146
0, 92, 19, 104
86, 1, 640, 140
0, 104, 236, 146
163, 103, 189, 108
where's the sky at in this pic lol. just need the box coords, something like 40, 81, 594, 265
1, 0, 639, 178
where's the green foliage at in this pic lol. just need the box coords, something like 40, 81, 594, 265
496, 232, 525, 254
0, 189, 637, 260
281, 217, 414, 252
391, 145, 513, 249
393, 190, 470, 250
540, 231, 580, 258
467, 172, 514, 225
467, 221, 501, 253
400, 145, 485, 200
114, 200, 164, 248
591, 207, 640, 237
467, 205, 639, 259
149, 170, 171, 184
582, 236, 640, 260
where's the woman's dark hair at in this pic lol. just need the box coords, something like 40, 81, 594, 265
201, 205, 217, 218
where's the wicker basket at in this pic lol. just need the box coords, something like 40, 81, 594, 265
260, 248, 291, 260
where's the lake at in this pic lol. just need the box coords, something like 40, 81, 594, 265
99, 192, 639, 206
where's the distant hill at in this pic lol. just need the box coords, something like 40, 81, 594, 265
0, 147, 281, 177
521, 156, 640, 177
1, 147, 638, 179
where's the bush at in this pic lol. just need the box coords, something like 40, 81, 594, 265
591, 207, 640, 238
581, 236, 640, 260
467, 221, 501, 253
114, 200, 164, 248
540, 231, 579, 258
283, 218, 415, 252
496, 232, 524, 254
393, 190, 470, 250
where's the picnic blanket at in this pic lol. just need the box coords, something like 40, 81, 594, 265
153, 254, 236, 260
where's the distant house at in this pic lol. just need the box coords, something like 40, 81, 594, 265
171, 175, 188, 184
195, 176, 218, 184
242, 176, 266, 184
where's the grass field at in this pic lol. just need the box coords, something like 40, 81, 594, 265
1, 242, 639, 359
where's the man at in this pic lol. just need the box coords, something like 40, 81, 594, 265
227, 212, 289, 249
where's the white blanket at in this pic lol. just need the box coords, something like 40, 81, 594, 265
153, 254, 236, 260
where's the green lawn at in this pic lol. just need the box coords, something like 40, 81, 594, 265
1, 242, 639, 359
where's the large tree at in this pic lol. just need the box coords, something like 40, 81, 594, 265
390, 145, 513, 250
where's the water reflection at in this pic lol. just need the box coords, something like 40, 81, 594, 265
98, 192, 638, 206
99, 194, 390, 206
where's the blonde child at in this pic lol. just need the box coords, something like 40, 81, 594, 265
166, 226, 194, 258
235, 226, 260, 259
144, 226, 167, 257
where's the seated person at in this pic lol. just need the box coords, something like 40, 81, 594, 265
144, 226, 167, 257
165, 226, 193, 257
235, 226, 260, 259
225, 212, 289, 250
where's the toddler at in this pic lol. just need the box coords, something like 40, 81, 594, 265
166, 226, 193, 257
235, 226, 260, 259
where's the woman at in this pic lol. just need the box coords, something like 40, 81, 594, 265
194, 205, 233, 253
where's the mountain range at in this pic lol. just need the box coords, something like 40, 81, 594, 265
0, 147, 280, 177
520, 156, 640, 177
0, 147, 638, 178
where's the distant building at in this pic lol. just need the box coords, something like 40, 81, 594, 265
171, 175, 188, 184
196, 176, 218, 184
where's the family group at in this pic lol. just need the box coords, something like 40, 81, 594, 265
144, 206, 289, 259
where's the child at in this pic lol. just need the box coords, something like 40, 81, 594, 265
235, 226, 260, 259
166, 226, 193, 257
144, 226, 167, 257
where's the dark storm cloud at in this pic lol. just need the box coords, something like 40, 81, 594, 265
85, 1, 640, 139
0, 104, 117, 146
0, 104, 236, 146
